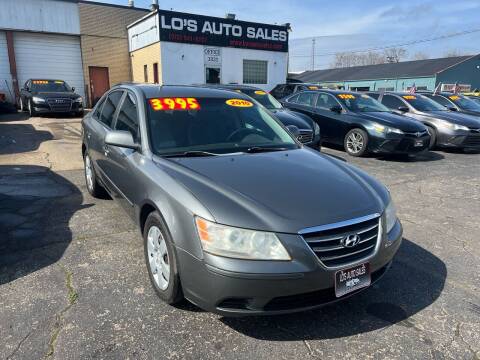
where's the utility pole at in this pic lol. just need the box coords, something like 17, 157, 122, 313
311, 38, 316, 70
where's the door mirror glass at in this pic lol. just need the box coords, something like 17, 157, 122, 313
330, 105, 343, 113
285, 125, 300, 138
397, 106, 409, 113
104, 130, 140, 150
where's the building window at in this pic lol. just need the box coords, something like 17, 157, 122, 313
153, 63, 159, 84
144, 64, 148, 83
243, 60, 268, 84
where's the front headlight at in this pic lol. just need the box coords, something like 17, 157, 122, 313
452, 123, 469, 131
438, 120, 469, 131
373, 124, 404, 135
195, 217, 291, 260
74, 97, 83, 104
32, 96, 45, 104
385, 199, 398, 233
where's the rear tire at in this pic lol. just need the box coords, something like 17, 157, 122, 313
83, 152, 107, 198
144, 211, 184, 305
344, 128, 369, 157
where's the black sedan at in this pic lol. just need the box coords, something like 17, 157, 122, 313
19, 79, 84, 117
421, 92, 480, 116
201, 84, 321, 150
282, 90, 430, 157
369, 92, 480, 150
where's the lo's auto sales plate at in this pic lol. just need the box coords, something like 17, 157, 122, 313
335, 262, 371, 298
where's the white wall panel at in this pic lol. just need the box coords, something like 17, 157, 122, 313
0, 0, 80, 35
128, 14, 159, 52
14, 32, 85, 99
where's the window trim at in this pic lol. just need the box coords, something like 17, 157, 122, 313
111, 90, 141, 144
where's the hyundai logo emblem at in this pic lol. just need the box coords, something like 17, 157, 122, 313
416, 132, 421, 137
341, 234, 361, 248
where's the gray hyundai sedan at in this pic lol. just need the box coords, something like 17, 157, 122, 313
82, 84, 403, 316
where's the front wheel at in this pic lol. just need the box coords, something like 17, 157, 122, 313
19, 97, 25, 112
426, 126, 437, 149
28, 100, 37, 117
83, 152, 107, 198
144, 212, 183, 305
344, 128, 369, 157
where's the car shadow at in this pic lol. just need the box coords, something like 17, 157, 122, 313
0, 123, 53, 155
220, 239, 446, 340
0, 112, 30, 123
0, 165, 89, 285
377, 151, 445, 162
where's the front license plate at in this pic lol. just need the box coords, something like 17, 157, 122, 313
335, 263, 371, 298
414, 140, 424, 147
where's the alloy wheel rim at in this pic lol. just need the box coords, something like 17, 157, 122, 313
147, 226, 170, 290
347, 132, 364, 154
85, 155, 94, 191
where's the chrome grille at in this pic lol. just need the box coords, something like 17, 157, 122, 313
300, 214, 381, 268
463, 134, 480, 147
297, 130, 313, 144
47, 98, 72, 112
403, 130, 429, 138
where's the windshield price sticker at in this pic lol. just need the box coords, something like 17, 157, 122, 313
149, 97, 200, 111
338, 94, 355, 99
254, 90, 267, 95
449, 95, 460, 100
308, 86, 319, 90
403, 95, 417, 100
226, 99, 253, 107
33, 80, 49, 85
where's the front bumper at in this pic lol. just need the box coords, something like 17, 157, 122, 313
369, 134, 430, 154
177, 220, 403, 316
436, 130, 480, 149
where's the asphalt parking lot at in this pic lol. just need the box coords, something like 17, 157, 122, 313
0, 113, 479, 360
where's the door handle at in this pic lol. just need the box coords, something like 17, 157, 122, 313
103, 145, 110, 156
87, 132, 91, 140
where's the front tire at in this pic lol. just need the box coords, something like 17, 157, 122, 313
344, 128, 369, 157
19, 98, 25, 112
426, 126, 437, 149
144, 212, 183, 305
83, 152, 107, 198
28, 100, 37, 117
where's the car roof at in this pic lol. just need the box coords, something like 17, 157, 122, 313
367, 91, 422, 96
114, 84, 255, 100
30, 79, 66, 81
302, 89, 359, 95
197, 84, 261, 91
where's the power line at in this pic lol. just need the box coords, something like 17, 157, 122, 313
289, 28, 480, 58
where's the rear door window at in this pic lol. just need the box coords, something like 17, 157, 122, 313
316, 93, 339, 109
297, 92, 316, 107
114, 92, 140, 142
99, 91, 124, 128
382, 95, 405, 110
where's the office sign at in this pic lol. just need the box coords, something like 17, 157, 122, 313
158, 9, 289, 52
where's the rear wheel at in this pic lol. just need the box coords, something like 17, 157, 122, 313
344, 128, 369, 157
83, 152, 107, 198
144, 211, 183, 305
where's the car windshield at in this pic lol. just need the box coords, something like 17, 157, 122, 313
146, 97, 298, 156
240, 89, 283, 110
336, 93, 390, 112
401, 94, 447, 111
447, 94, 480, 111
30, 80, 72, 92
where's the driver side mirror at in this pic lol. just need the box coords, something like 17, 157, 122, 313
330, 105, 343, 113
397, 106, 409, 113
104, 130, 140, 151
286, 125, 300, 138
71, 87, 75, 92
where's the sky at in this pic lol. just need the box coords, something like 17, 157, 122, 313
94, 0, 480, 71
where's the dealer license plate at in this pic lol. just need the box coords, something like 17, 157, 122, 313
414, 140, 424, 147
335, 263, 371, 298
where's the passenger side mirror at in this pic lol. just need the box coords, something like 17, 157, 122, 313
71, 87, 75, 92
397, 106, 409, 113
104, 130, 140, 151
286, 125, 300, 138
330, 105, 343, 113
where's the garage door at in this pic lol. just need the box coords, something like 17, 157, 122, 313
0, 31, 14, 103
14, 32, 85, 100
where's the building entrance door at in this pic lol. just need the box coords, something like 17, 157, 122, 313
205, 67, 220, 84
89, 66, 110, 106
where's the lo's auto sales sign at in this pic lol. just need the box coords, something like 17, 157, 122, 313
158, 10, 289, 52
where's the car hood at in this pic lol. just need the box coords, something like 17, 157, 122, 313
421, 110, 480, 128
270, 109, 312, 130
32, 92, 80, 99
159, 149, 388, 233
357, 111, 426, 131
